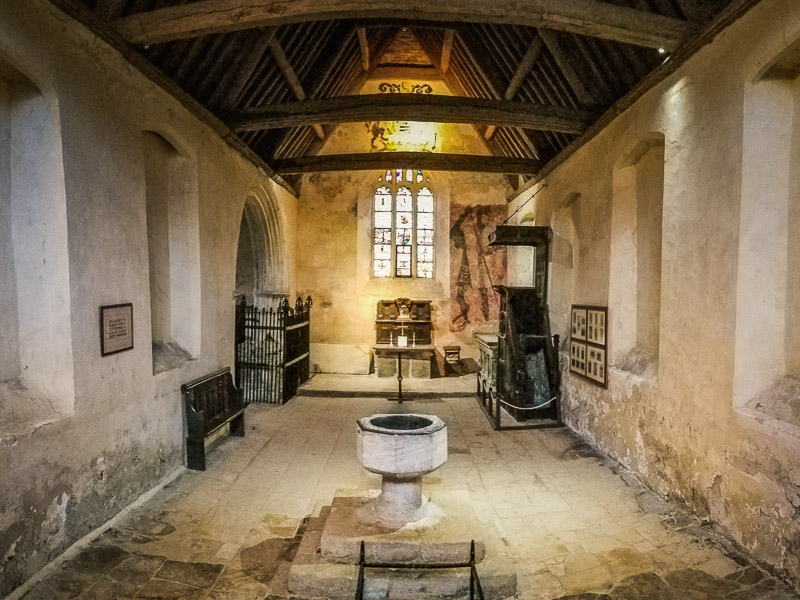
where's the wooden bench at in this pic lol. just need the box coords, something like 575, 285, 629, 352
181, 367, 245, 471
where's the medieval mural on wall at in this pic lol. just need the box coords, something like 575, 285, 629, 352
365, 81, 438, 152
449, 204, 507, 332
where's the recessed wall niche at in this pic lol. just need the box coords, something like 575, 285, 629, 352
142, 131, 201, 374
734, 35, 800, 426
0, 55, 74, 412
608, 134, 665, 379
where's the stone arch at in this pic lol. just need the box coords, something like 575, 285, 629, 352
139, 120, 195, 161
236, 185, 287, 307
615, 133, 666, 169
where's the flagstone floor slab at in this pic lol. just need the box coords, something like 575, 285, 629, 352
17, 376, 800, 599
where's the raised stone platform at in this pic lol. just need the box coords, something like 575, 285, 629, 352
320, 493, 482, 564
288, 490, 517, 600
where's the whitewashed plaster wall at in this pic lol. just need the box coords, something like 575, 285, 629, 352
0, 1, 297, 594
295, 92, 511, 373
506, 0, 800, 587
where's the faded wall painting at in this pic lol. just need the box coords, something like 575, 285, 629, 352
365, 81, 439, 152
449, 205, 507, 332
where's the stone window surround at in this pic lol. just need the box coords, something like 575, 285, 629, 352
0, 52, 75, 436
371, 170, 435, 280
733, 34, 800, 435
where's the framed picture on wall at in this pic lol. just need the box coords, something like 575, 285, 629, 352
570, 341, 586, 375
570, 305, 608, 388
571, 307, 587, 340
586, 346, 606, 385
100, 303, 134, 356
587, 309, 606, 345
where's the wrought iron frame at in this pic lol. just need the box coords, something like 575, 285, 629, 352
235, 296, 312, 404
355, 539, 485, 600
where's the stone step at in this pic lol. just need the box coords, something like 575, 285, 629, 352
289, 529, 515, 600
290, 560, 516, 599
289, 493, 516, 599
363, 563, 516, 600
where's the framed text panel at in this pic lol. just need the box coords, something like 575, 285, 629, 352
100, 303, 134, 356
570, 341, 586, 375
570, 305, 608, 388
586, 346, 606, 384
571, 307, 587, 340
587, 309, 606, 345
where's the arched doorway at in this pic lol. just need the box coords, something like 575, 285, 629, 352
234, 187, 297, 403
235, 186, 288, 308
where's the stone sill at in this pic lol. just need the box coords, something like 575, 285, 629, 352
0, 379, 72, 444
152, 341, 196, 376
608, 366, 658, 386
735, 407, 800, 439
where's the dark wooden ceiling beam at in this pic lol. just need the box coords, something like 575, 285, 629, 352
538, 29, 598, 108
452, 26, 542, 159
440, 29, 454, 73
268, 37, 326, 139
411, 28, 495, 156
357, 26, 370, 70
228, 93, 593, 133
209, 27, 277, 109
505, 37, 544, 101
114, 0, 695, 49
310, 26, 358, 97
486, 35, 544, 141
273, 152, 542, 174
509, 0, 764, 202
96, 0, 127, 21
287, 27, 402, 161
45, 0, 297, 197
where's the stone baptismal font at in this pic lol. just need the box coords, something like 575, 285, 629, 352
356, 413, 447, 527
287, 413, 516, 599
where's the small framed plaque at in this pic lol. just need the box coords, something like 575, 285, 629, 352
100, 303, 134, 356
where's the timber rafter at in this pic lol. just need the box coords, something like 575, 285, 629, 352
227, 94, 594, 134
61, 0, 745, 197
114, 0, 695, 49
272, 152, 542, 174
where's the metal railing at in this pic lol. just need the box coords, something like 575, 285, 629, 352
235, 296, 311, 404
355, 539, 484, 600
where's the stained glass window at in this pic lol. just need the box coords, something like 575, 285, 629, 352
416, 187, 434, 279
373, 185, 393, 277
372, 172, 435, 278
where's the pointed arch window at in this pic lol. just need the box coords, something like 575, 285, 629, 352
373, 169, 434, 278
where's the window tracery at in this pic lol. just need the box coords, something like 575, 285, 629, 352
373, 170, 434, 278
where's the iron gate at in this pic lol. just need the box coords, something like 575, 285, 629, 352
235, 296, 312, 404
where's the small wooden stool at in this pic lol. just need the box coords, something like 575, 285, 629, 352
443, 345, 462, 375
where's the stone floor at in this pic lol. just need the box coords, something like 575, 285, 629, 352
16, 376, 800, 599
